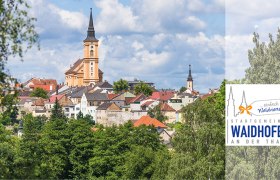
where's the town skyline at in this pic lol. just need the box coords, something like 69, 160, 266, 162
7, 0, 225, 93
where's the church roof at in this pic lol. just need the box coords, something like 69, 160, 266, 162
187, 64, 193, 81
84, 8, 98, 42
65, 59, 83, 74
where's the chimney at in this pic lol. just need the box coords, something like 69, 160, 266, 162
56, 84, 59, 95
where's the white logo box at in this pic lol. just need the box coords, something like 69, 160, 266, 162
226, 84, 280, 146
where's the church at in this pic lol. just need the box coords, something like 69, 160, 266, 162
65, 9, 103, 87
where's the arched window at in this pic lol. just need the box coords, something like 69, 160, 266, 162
90, 50, 94, 57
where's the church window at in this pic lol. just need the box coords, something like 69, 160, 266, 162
90, 50, 94, 57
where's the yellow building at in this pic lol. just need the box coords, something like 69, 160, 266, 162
65, 8, 103, 87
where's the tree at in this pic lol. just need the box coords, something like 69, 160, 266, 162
0, 0, 38, 99
76, 111, 83, 119
113, 79, 129, 93
134, 81, 153, 96
244, 29, 280, 83
0, 93, 19, 125
67, 119, 94, 179
50, 98, 66, 120
38, 118, 70, 179
30, 88, 48, 99
13, 114, 43, 178
147, 104, 168, 122
167, 81, 225, 179
179, 86, 187, 93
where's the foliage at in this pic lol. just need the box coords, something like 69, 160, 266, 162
50, 98, 66, 120
179, 86, 187, 93
30, 88, 48, 99
76, 111, 83, 119
167, 80, 225, 179
244, 29, 280, 83
113, 78, 129, 93
147, 104, 168, 122
0, 93, 19, 125
0, 0, 39, 100
134, 81, 153, 96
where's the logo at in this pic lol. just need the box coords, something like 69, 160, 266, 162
226, 84, 280, 146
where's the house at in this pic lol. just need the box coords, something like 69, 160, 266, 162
134, 115, 167, 128
128, 93, 147, 111
158, 129, 176, 146
96, 102, 122, 126
127, 78, 154, 90
160, 103, 176, 123
22, 77, 57, 92
149, 91, 175, 103
110, 92, 136, 108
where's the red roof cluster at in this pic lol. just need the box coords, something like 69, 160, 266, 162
134, 115, 167, 128
149, 91, 174, 101
27, 78, 57, 92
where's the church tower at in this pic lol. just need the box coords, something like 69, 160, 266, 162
186, 64, 193, 91
83, 8, 99, 85
65, 8, 103, 87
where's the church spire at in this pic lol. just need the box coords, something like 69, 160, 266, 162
187, 64, 193, 81
84, 8, 98, 42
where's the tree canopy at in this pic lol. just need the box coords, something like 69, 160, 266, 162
134, 81, 153, 96
30, 88, 48, 99
113, 79, 129, 93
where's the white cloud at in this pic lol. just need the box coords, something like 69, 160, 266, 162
95, 0, 140, 33
48, 4, 87, 32
182, 16, 206, 29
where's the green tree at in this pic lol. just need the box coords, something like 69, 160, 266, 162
13, 114, 43, 178
76, 111, 83, 119
0, 0, 38, 99
244, 29, 280, 83
134, 81, 153, 96
0, 124, 18, 178
179, 86, 187, 93
113, 78, 129, 93
30, 88, 48, 99
168, 81, 225, 179
0, 93, 19, 125
38, 118, 70, 179
50, 98, 66, 120
67, 119, 94, 179
147, 104, 168, 122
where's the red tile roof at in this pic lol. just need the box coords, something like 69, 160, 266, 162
30, 84, 55, 92
108, 94, 118, 100
160, 103, 176, 111
128, 93, 146, 104
134, 115, 167, 128
149, 91, 174, 101
47, 94, 64, 103
141, 100, 154, 107
32, 98, 45, 106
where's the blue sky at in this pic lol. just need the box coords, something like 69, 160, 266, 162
8, 0, 226, 93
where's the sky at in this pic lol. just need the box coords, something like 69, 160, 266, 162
8, 0, 226, 93
225, 0, 280, 80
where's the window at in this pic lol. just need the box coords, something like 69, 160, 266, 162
91, 73, 93, 76
91, 67, 93, 71
91, 62, 93, 65
90, 50, 93, 57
